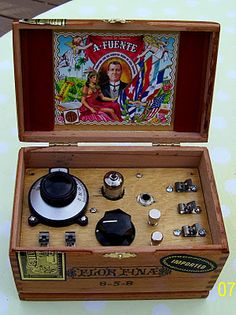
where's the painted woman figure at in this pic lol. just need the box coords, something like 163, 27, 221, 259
80, 71, 122, 122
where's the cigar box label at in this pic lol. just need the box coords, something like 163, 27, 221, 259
54, 31, 179, 127
17, 252, 65, 280
67, 265, 171, 279
160, 254, 217, 273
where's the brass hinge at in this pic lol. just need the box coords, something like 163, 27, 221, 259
49, 143, 78, 147
152, 143, 181, 147
19, 19, 66, 26
103, 19, 131, 24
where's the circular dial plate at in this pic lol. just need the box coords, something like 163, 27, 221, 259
29, 176, 88, 221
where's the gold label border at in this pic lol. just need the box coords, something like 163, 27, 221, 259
17, 252, 66, 281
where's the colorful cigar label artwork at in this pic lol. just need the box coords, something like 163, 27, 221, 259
54, 32, 179, 125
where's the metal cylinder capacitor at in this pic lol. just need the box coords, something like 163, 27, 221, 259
102, 171, 124, 200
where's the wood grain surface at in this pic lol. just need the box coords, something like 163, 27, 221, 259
20, 167, 212, 248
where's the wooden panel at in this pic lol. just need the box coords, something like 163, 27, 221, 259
11, 249, 227, 299
9, 149, 25, 249
14, 20, 220, 32
199, 148, 228, 250
200, 31, 220, 136
19, 167, 212, 248
23, 146, 203, 168
21, 131, 208, 143
16, 277, 213, 294
19, 290, 210, 300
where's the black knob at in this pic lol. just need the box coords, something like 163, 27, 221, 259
40, 171, 77, 207
95, 209, 135, 246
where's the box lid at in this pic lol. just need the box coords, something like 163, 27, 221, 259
13, 19, 220, 144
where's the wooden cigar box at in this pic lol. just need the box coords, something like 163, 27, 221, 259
9, 19, 229, 301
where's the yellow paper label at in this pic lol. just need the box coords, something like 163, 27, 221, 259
18, 252, 65, 280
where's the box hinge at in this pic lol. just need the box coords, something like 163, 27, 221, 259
19, 19, 66, 26
49, 143, 78, 147
152, 143, 180, 147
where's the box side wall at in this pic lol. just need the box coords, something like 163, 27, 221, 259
11, 248, 228, 300
199, 148, 229, 249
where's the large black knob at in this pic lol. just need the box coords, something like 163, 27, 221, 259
40, 171, 77, 207
95, 209, 135, 246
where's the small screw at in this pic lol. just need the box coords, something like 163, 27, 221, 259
136, 173, 143, 178
173, 229, 182, 237
198, 228, 207, 237
191, 185, 197, 192
195, 207, 202, 214
29, 215, 36, 222
89, 207, 97, 213
28, 215, 39, 226
78, 215, 88, 226
166, 185, 174, 193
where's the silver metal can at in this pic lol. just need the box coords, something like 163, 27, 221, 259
102, 171, 124, 200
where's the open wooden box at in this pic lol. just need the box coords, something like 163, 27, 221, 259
10, 19, 229, 300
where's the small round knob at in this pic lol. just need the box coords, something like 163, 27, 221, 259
148, 209, 161, 226
151, 231, 163, 246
